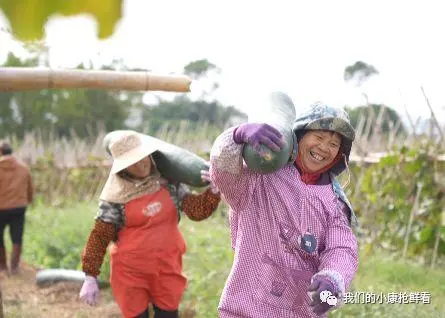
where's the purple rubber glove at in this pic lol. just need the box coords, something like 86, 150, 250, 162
307, 276, 339, 316
233, 123, 285, 152
201, 168, 219, 194
79, 275, 100, 306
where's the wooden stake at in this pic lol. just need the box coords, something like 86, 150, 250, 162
421, 86, 444, 144
431, 225, 441, 269
403, 182, 423, 259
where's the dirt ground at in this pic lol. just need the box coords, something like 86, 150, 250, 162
0, 262, 121, 318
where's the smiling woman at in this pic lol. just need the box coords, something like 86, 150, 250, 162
297, 131, 342, 171
295, 130, 343, 184
209, 99, 359, 317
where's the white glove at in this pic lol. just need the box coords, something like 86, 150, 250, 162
79, 275, 100, 306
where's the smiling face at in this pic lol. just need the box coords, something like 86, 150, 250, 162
298, 130, 342, 173
125, 156, 152, 179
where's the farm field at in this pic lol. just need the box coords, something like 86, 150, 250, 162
1, 201, 445, 318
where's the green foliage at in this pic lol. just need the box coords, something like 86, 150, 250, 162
345, 104, 406, 135
138, 96, 247, 135
352, 141, 445, 263
179, 210, 233, 315
31, 164, 108, 207
20, 200, 111, 280
0, 0, 122, 40
184, 59, 220, 79
0, 53, 134, 139
331, 252, 445, 317
344, 61, 379, 86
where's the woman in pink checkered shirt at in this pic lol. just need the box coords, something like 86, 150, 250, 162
210, 98, 359, 317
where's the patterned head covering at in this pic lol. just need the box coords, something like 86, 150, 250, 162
292, 102, 355, 175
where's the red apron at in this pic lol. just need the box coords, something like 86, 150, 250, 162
109, 187, 187, 317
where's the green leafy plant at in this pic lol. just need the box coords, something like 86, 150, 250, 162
0, 0, 122, 40
351, 141, 445, 267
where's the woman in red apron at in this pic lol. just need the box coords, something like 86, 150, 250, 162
79, 131, 220, 318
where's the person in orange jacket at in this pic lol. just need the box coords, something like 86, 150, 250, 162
79, 131, 221, 318
0, 142, 34, 275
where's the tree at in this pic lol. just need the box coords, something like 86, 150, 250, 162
138, 95, 247, 135
344, 61, 379, 105
184, 59, 220, 80
0, 52, 137, 139
136, 59, 247, 134
344, 61, 379, 87
0, 52, 54, 138
183, 59, 222, 101
343, 61, 387, 142
345, 104, 406, 135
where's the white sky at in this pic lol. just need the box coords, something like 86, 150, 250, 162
1, 0, 445, 125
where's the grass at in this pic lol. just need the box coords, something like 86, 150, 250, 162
330, 255, 445, 317
6, 201, 445, 317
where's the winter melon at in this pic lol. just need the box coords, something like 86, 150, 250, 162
242, 92, 297, 173
35, 269, 109, 288
103, 131, 210, 187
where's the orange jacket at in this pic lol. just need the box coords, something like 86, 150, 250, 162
0, 155, 34, 210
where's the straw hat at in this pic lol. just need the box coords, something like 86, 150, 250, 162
109, 131, 158, 174
100, 131, 162, 203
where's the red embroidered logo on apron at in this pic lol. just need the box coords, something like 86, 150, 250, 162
143, 201, 162, 217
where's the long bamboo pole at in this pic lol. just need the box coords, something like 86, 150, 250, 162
0, 67, 192, 92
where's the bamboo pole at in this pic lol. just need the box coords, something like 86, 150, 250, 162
403, 182, 423, 259
362, 108, 375, 154
398, 88, 417, 134
372, 105, 386, 148
431, 226, 441, 269
421, 86, 444, 144
353, 113, 366, 155
0, 67, 192, 93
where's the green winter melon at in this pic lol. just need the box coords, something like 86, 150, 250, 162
35, 269, 109, 288
242, 91, 297, 173
103, 130, 209, 187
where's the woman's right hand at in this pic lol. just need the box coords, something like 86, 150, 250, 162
79, 275, 100, 306
233, 123, 285, 152
201, 169, 219, 194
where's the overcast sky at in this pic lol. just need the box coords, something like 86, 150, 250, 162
1, 0, 444, 126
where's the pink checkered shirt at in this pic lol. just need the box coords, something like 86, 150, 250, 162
210, 128, 359, 318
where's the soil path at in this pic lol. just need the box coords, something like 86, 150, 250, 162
1, 262, 121, 317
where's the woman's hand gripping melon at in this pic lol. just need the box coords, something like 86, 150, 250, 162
242, 92, 297, 173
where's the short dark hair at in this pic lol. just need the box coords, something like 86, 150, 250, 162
0, 142, 12, 155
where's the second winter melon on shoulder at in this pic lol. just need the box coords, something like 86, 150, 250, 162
103, 130, 210, 187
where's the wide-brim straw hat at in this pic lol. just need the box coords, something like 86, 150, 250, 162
108, 130, 158, 174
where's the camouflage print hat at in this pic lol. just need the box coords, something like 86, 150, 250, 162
292, 102, 355, 175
